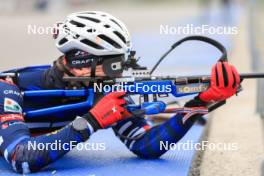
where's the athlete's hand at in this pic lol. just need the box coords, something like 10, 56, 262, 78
198, 61, 240, 103
89, 91, 131, 128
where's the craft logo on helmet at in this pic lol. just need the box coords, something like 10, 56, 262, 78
4, 98, 22, 113
71, 59, 93, 65
68, 50, 95, 67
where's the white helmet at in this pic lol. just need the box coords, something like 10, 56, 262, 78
54, 11, 131, 56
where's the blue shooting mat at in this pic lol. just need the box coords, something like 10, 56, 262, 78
0, 125, 204, 176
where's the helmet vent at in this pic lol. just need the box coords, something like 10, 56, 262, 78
80, 39, 104, 49
87, 28, 96, 33
110, 19, 123, 30
69, 20, 85, 28
104, 24, 110, 28
59, 38, 68, 45
77, 16, 100, 23
113, 31, 126, 44
98, 34, 121, 49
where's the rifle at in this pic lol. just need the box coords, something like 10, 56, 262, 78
1, 36, 264, 120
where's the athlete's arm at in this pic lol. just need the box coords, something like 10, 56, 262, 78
113, 104, 207, 159
113, 62, 240, 159
0, 80, 129, 174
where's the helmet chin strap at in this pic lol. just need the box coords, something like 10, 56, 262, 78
90, 59, 98, 77
89, 58, 99, 86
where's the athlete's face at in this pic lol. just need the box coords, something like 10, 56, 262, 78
63, 65, 107, 87
68, 65, 107, 77
61, 57, 107, 77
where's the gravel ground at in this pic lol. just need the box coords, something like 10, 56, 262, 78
199, 7, 264, 176
253, 3, 264, 175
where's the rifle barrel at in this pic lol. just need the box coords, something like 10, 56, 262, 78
239, 73, 264, 79
174, 72, 264, 85
62, 73, 264, 85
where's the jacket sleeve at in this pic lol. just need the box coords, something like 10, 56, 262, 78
0, 80, 95, 174
113, 111, 202, 159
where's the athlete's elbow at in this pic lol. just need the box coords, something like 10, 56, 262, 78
11, 155, 44, 174
10, 145, 46, 174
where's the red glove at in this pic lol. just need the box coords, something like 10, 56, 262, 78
90, 91, 131, 128
199, 61, 240, 103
